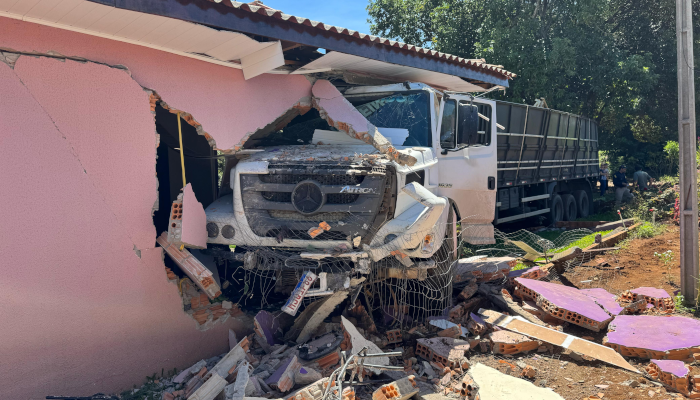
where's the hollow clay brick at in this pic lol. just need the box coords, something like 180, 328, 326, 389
646, 359, 691, 394
514, 278, 613, 331
416, 338, 470, 370
605, 315, 700, 360
486, 330, 539, 355
372, 376, 419, 400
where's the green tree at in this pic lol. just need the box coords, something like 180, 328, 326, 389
367, 0, 700, 175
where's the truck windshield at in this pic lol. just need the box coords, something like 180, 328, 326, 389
350, 91, 432, 147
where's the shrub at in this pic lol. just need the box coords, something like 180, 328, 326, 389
635, 222, 665, 238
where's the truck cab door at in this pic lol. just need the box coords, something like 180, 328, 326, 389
436, 96, 497, 244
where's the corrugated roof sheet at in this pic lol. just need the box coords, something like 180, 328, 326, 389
207, 0, 516, 80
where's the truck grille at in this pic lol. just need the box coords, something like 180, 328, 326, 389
240, 163, 394, 241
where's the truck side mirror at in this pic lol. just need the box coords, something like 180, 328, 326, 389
457, 103, 479, 146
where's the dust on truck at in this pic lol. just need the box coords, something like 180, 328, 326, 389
200, 81, 599, 280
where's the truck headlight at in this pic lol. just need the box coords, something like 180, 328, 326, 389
206, 223, 219, 238
421, 234, 435, 254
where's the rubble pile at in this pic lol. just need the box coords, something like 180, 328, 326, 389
117, 227, 700, 400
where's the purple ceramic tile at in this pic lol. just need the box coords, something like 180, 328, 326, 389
631, 287, 671, 299
580, 288, 624, 316
607, 315, 700, 352
516, 278, 611, 323
650, 359, 689, 377
254, 310, 280, 346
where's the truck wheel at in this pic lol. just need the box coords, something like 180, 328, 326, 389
562, 194, 577, 221
549, 194, 563, 224
573, 190, 590, 218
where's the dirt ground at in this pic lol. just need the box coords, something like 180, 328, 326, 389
561, 225, 683, 298
490, 223, 699, 400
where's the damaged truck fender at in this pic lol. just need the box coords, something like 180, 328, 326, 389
367, 182, 448, 261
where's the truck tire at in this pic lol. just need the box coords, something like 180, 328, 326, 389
562, 194, 577, 221
549, 194, 564, 224
573, 190, 590, 218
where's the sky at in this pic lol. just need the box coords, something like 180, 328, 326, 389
260, 0, 373, 35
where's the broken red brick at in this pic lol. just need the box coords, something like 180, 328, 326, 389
316, 350, 340, 370
437, 325, 462, 339
373, 376, 419, 400
646, 359, 691, 395
415, 337, 469, 370
520, 365, 537, 379
458, 281, 479, 301
386, 329, 402, 344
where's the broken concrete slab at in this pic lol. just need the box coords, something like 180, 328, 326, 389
229, 329, 238, 350
579, 288, 625, 316
645, 359, 691, 395
372, 375, 420, 400
254, 310, 279, 347
486, 330, 539, 355
605, 315, 700, 360
210, 337, 250, 379
311, 79, 416, 166
453, 256, 515, 283
469, 363, 564, 400
224, 361, 253, 400
514, 278, 613, 331
341, 316, 389, 373
294, 366, 323, 386
180, 183, 208, 249
594, 218, 635, 232
478, 309, 638, 373
157, 232, 221, 299
188, 373, 227, 400
285, 290, 349, 344
415, 337, 470, 370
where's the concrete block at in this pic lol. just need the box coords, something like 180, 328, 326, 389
514, 278, 613, 331
486, 330, 539, 355
372, 375, 419, 400
605, 315, 700, 360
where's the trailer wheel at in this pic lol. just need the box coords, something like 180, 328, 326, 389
573, 190, 590, 218
549, 194, 564, 224
562, 194, 577, 221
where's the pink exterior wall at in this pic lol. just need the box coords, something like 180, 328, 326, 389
0, 17, 313, 400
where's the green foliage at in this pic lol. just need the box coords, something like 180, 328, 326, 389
634, 222, 666, 238
674, 294, 696, 314
366, 0, 700, 176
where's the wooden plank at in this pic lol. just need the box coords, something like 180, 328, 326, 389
478, 309, 638, 373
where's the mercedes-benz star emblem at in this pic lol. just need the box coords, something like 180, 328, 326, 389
291, 180, 324, 214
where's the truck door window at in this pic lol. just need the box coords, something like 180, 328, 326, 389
353, 92, 431, 147
440, 99, 457, 148
459, 101, 492, 147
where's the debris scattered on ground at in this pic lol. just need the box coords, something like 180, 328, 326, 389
118, 223, 700, 400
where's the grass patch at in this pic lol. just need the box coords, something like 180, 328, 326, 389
633, 222, 665, 238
